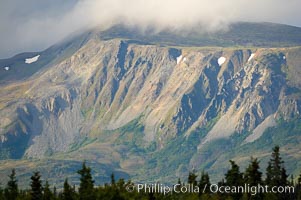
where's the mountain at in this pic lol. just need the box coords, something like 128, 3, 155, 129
1, 22, 301, 186
100, 22, 301, 47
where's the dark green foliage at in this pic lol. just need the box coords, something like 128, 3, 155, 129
77, 162, 95, 200
30, 171, 43, 200
43, 181, 52, 200
198, 170, 210, 191
244, 158, 263, 200
271, 146, 283, 185
225, 160, 243, 186
245, 157, 262, 186
297, 172, 301, 200
0, 148, 300, 200
100, 23, 301, 48
198, 170, 210, 198
53, 186, 57, 198
187, 171, 198, 186
61, 179, 75, 200
4, 169, 18, 200
266, 146, 288, 187
0, 186, 4, 200
266, 162, 273, 185
110, 173, 116, 186
265, 146, 291, 200
225, 160, 244, 200
281, 168, 289, 186
175, 178, 182, 192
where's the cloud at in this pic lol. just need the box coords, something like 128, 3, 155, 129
0, 0, 301, 58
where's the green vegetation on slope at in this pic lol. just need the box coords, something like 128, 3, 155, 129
100, 22, 301, 48
0, 146, 300, 200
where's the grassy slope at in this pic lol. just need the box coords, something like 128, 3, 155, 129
99, 22, 301, 48
0, 114, 300, 187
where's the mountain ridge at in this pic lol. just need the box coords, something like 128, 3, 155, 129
0, 22, 301, 186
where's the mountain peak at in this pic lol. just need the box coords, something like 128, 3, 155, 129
1, 22, 301, 186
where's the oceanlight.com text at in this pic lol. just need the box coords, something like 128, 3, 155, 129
125, 183, 295, 196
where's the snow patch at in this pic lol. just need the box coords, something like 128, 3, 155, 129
218, 57, 226, 66
176, 55, 183, 64
248, 53, 255, 62
4, 67, 10, 71
25, 55, 40, 64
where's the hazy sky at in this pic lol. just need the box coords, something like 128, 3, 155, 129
1, 0, 301, 58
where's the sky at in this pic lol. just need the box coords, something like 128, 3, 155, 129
0, 0, 301, 59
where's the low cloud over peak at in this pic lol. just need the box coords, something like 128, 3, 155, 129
1, 0, 301, 58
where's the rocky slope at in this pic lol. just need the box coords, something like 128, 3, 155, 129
0, 23, 301, 185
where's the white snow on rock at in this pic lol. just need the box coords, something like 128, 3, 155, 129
218, 57, 226, 66
177, 55, 183, 64
25, 55, 40, 64
4, 67, 10, 71
248, 53, 255, 62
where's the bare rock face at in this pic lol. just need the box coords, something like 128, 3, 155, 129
0, 33, 300, 162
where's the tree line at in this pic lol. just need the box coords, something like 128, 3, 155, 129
0, 146, 301, 200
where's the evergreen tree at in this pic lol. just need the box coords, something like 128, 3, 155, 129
77, 162, 95, 200
116, 178, 125, 191
53, 186, 57, 199
266, 145, 283, 186
175, 178, 182, 191
198, 171, 210, 193
225, 160, 243, 200
0, 186, 4, 200
43, 180, 52, 200
62, 179, 73, 200
265, 161, 273, 185
4, 169, 18, 200
290, 175, 294, 186
244, 157, 262, 185
217, 179, 227, 200
280, 167, 288, 186
198, 170, 210, 198
265, 146, 289, 200
30, 171, 43, 200
280, 167, 290, 200
297, 172, 301, 200
244, 157, 263, 200
187, 171, 198, 186
111, 173, 116, 186
225, 160, 243, 186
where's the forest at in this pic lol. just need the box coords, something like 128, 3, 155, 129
0, 146, 301, 200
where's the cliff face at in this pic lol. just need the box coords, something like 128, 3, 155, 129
1, 29, 301, 183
